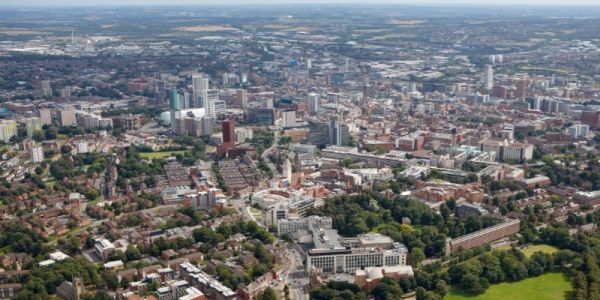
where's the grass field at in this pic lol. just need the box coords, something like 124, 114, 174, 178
140, 150, 188, 159
495, 244, 559, 258
445, 272, 572, 300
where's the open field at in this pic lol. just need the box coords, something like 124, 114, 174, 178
0, 28, 49, 35
445, 272, 572, 300
174, 25, 238, 32
495, 244, 559, 258
140, 150, 188, 159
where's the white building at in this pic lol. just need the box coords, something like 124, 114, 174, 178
0, 120, 17, 142
30, 146, 44, 163
483, 64, 494, 90
281, 110, 296, 128
308, 93, 319, 114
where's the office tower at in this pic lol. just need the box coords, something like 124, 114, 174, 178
306, 58, 312, 71
41, 80, 53, 97
236, 89, 248, 110
307, 93, 319, 114
39, 108, 53, 125
171, 90, 180, 111
282, 110, 296, 128
192, 74, 209, 108
59, 106, 76, 127
199, 89, 219, 110
0, 120, 17, 142
483, 64, 494, 90
24, 117, 42, 137
207, 100, 226, 118
222, 120, 235, 145
515, 78, 529, 99
329, 117, 349, 146
30, 146, 44, 163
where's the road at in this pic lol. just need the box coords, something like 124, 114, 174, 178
283, 245, 308, 300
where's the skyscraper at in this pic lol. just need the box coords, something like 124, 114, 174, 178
171, 90, 180, 111
0, 120, 17, 142
483, 64, 494, 91
236, 89, 248, 110
192, 74, 209, 108
307, 93, 319, 114
222, 120, 235, 145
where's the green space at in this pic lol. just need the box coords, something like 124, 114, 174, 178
445, 272, 572, 300
522, 244, 559, 257
495, 244, 559, 258
139, 150, 189, 159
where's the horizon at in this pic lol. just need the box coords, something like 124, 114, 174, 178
2, 0, 600, 8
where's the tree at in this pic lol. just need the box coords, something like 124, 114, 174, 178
409, 247, 426, 267
256, 287, 277, 300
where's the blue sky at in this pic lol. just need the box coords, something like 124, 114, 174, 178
1, 0, 600, 6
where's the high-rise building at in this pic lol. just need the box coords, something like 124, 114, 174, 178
483, 64, 494, 90
207, 99, 226, 118
0, 120, 17, 142
30, 146, 44, 163
192, 75, 209, 108
222, 120, 235, 145
39, 108, 53, 125
329, 117, 350, 146
24, 117, 42, 137
307, 93, 319, 114
41, 80, 53, 97
171, 90, 181, 111
236, 89, 248, 110
60, 88, 71, 98
582, 111, 600, 130
59, 106, 76, 126
282, 110, 296, 128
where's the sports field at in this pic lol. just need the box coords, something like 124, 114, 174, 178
139, 150, 188, 159
445, 272, 572, 300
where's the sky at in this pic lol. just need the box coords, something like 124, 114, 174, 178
1, 0, 600, 6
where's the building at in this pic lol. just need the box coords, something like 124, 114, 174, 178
483, 64, 494, 90
445, 219, 520, 254
355, 266, 414, 291
298, 217, 409, 274
39, 108, 53, 125
59, 106, 76, 127
480, 139, 533, 162
24, 117, 42, 137
329, 117, 348, 146
236, 89, 248, 110
207, 99, 226, 118
41, 80, 52, 97
569, 124, 590, 138
307, 93, 319, 114
581, 111, 600, 130
55, 277, 84, 300
0, 120, 17, 142
277, 216, 333, 236
30, 146, 44, 163
94, 238, 115, 260
456, 203, 488, 219
281, 110, 296, 128
573, 191, 600, 206
192, 74, 209, 107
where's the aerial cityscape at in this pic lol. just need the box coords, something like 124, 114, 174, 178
1, 2, 600, 300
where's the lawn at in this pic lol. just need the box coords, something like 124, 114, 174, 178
445, 272, 572, 300
140, 150, 188, 159
494, 244, 559, 258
